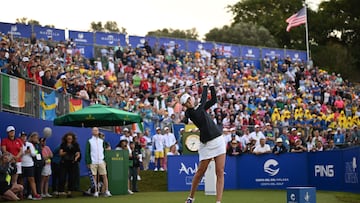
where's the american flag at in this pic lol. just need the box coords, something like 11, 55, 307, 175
286, 7, 307, 32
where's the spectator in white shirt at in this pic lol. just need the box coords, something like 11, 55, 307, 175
152, 127, 165, 171
249, 125, 265, 146
253, 138, 271, 155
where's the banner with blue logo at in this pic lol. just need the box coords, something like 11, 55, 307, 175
95, 31, 126, 46
33, 26, 65, 42
0, 22, 31, 38
214, 43, 240, 58
158, 37, 187, 51
75, 44, 94, 59
342, 147, 360, 193
145, 36, 158, 48
69, 30, 94, 44
308, 150, 344, 191
242, 59, 261, 69
238, 153, 308, 189
285, 49, 307, 63
241, 46, 261, 59
167, 155, 237, 191
128, 35, 146, 48
262, 48, 284, 60
187, 40, 214, 52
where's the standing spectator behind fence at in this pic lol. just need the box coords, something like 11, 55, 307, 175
129, 142, 140, 193
29, 132, 44, 198
50, 145, 61, 196
253, 138, 271, 155
140, 129, 152, 170
39, 138, 52, 198
272, 138, 287, 155
152, 127, 165, 171
59, 132, 81, 198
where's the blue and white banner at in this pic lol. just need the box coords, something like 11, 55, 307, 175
0, 22, 31, 38
342, 147, 360, 193
187, 40, 214, 52
128, 35, 146, 48
261, 48, 284, 60
238, 153, 308, 189
95, 31, 126, 46
33, 26, 65, 41
241, 46, 261, 59
69, 30, 94, 44
76, 44, 94, 59
285, 49, 307, 63
242, 59, 261, 69
214, 43, 240, 58
158, 37, 187, 51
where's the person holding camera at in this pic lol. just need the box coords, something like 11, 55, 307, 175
0, 153, 23, 201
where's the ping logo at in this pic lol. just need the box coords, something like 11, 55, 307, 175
314, 165, 334, 177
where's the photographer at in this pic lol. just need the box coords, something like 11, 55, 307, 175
0, 153, 23, 201
129, 142, 140, 193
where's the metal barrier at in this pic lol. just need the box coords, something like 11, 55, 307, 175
0, 72, 70, 119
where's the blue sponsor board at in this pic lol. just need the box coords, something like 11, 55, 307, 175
286, 49, 307, 62
128, 35, 146, 48
262, 48, 284, 60
158, 37, 187, 51
0, 22, 31, 38
241, 46, 261, 59
238, 153, 308, 189
76, 44, 94, 59
95, 31, 126, 46
33, 26, 65, 41
69, 30, 94, 44
308, 150, 344, 191
287, 187, 316, 203
214, 43, 240, 58
187, 40, 214, 52
242, 59, 261, 69
342, 147, 360, 193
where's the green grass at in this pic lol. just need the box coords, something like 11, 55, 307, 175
14, 171, 359, 203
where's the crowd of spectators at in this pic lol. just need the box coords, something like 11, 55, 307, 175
0, 31, 360, 160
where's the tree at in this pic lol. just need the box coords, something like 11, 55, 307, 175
44, 25, 55, 28
90, 21, 104, 32
205, 22, 278, 47
227, 0, 305, 49
104, 21, 120, 32
15, 17, 41, 26
147, 28, 199, 40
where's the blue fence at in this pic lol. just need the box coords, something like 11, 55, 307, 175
0, 21, 308, 68
168, 147, 360, 193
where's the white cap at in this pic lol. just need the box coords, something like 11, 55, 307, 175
180, 128, 185, 131
6, 126, 15, 132
164, 127, 169, 130
254, 125, 260, 128
22, 57, 29, 62
123, 127, 129, 132
291, 128, 297, 131
60, 75, 67, 79
180, 93, 191, 105
156, 127, 161, 130
265, 123, 271, 126
276, 138, 283, 143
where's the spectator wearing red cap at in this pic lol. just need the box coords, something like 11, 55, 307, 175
1, 126, 23, 184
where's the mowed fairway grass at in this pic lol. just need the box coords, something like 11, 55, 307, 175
16, 190, 360, 203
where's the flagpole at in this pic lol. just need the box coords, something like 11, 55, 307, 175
304, 3, 310, 62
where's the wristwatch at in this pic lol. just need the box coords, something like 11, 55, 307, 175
185, 134, 200, 152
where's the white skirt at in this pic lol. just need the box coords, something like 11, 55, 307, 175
198, 136, 226, 161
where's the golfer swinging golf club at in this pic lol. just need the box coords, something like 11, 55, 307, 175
181, 76, 226, 203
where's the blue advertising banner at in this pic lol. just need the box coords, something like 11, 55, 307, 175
285, 49, 307, 63
187, 40, 214, 52
261, 48, 284, 60
0, 22, 31, 38
128, 35, 146, 48
69, 30, 94, 44
308, 150, 344, 191
242, 59, 261, 69
95, 32, 126, 46
241, 46, 261, 59
167, 155, 238, 191
238, 153, 308, 189
214, 43, 240, 58
158, 37, 187, 51
340, 147, 359, 193
76, 44, 94, 59
33, 26, 65, 41
145, 36, 158, 49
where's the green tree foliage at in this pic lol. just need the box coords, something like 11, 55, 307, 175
90, 21, 104, 32
104, 21, 120, 32
227, 0, 305, 49
147, 28, 199, 40
90, 21, 126, 33
15, 17, 41, 26
205, 22, 278, 47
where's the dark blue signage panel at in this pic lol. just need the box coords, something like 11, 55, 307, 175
286, 49, 307, 62
214, 43, 240, 58
158, 37, 187, 51
262, 48, 284, 60
241, 46, 261, 59
0, 22, 31, 38
95, 31, 126, 46
76, 44, 94, 59
33, 26, 65, 41
69, 30, 94, 44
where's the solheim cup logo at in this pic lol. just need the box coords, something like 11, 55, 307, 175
78, 33, 84, 39
264, 159, 280, 176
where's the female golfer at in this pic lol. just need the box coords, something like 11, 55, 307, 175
181, 77, 225, 203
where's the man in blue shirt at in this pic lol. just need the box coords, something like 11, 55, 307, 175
333, 128, 345, 145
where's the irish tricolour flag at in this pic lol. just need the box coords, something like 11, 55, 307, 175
1, 75, 25, 108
